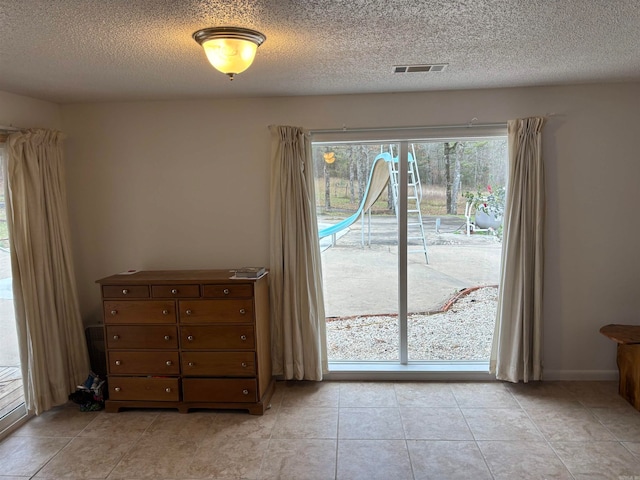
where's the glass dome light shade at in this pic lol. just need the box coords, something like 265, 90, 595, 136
202, 37, 258, 75
193, 27, 266, 80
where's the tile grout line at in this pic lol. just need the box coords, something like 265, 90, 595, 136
392, 384, 416, 480
26, 435, 74, 480
335, 383, 341, 480
105, 410, 160, 480
509, 386, 578, 480
583, 400, 640, 471
453, 384, 497, 480
262, 382, 282, 479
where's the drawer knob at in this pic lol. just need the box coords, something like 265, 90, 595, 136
187, 335, 194, 341
242, 389, 249, 395
166, 360, 173, 366
241, 362, 247, 368
240, 335, 247, 341
112, 335, 119, 340
165, 387, 172, 393
239, 308, 246, 315
223, 288, 230, 295
115, 360, 121, 365
171, 289, 178, 294
114, 387, 121, 392
162, 309, 169, 315
122, 289, 129, 295
185, 309, 192, 315
110, 310, 117, 316
188, 362, 195, 367
164, 335, 171, 341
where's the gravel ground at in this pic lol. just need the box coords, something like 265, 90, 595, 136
326, 286, 497, 361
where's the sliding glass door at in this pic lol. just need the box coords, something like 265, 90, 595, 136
0, 147, 26, 436
314, 130, 507, 370
318, 142, 400, 362
405, 139, 507, 363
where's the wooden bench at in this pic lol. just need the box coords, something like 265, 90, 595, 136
600, 324, 640, 410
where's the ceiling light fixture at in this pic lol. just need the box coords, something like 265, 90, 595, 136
193, 26, 266, 80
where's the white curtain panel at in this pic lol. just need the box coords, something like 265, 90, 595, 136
490, 117, 546, 383
5, 129, 90, 414
269, 125, 327, 380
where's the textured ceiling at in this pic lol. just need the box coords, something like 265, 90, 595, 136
0, 0, 639, 103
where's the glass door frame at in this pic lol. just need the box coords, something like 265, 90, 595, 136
398, 141, 409, 365
313, 125, 508, 379
0, 146, 28, 440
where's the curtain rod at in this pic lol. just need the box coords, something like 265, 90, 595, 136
308, 114, 559, 135
0, 125, 23, 133
0, 125, 25, 144
308, 121, 507, 135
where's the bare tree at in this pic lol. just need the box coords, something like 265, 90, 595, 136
444, 142, 455, 214
324, 147, 331, 209
349, 149, 356, 203
443, 142, 468, 214
357, 147, 366, 202
451, 142, 464, 214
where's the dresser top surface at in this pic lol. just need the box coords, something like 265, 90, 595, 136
96, 269, 267, 285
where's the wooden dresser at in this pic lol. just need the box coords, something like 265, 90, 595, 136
96, 270, 274, 414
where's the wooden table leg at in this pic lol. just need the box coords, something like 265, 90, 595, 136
617, 343, 640, 410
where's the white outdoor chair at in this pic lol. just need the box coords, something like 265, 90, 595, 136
464, 201, 496, 236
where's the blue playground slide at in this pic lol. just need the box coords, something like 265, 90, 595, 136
318, 155, 390, 241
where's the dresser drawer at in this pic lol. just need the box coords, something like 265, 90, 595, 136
108, 377, 180, 402
104, 300, 176, 324
102, 285, 149, 299
182, 352, 256, 376
179, 299, 254, 324
152, 284, 200, 298
182, 378, 257, 403
108, 351, 180, 375
203, 284, 253, 299
180, 325, 255, 350
106, 325, 178, 349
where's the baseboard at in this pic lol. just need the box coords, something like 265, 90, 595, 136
543, 369, 618, 381
279, 365, 619, 382
324, 361, 495, 381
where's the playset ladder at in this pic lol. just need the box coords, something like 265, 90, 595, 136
387, 146, 429, 264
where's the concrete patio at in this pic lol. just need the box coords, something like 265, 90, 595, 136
319, 214, 503, 318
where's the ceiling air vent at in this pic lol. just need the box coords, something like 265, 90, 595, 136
393, 63, 448, 74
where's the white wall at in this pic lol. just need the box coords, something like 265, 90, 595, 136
61, 83, 640, 379
0, 90, 62, 129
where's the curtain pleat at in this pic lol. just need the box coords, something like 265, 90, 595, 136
269, 125, 327, 380
490, 117, 545, 383
5, 129, 90, 414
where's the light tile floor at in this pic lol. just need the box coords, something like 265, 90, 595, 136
1, 380, 640, 479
